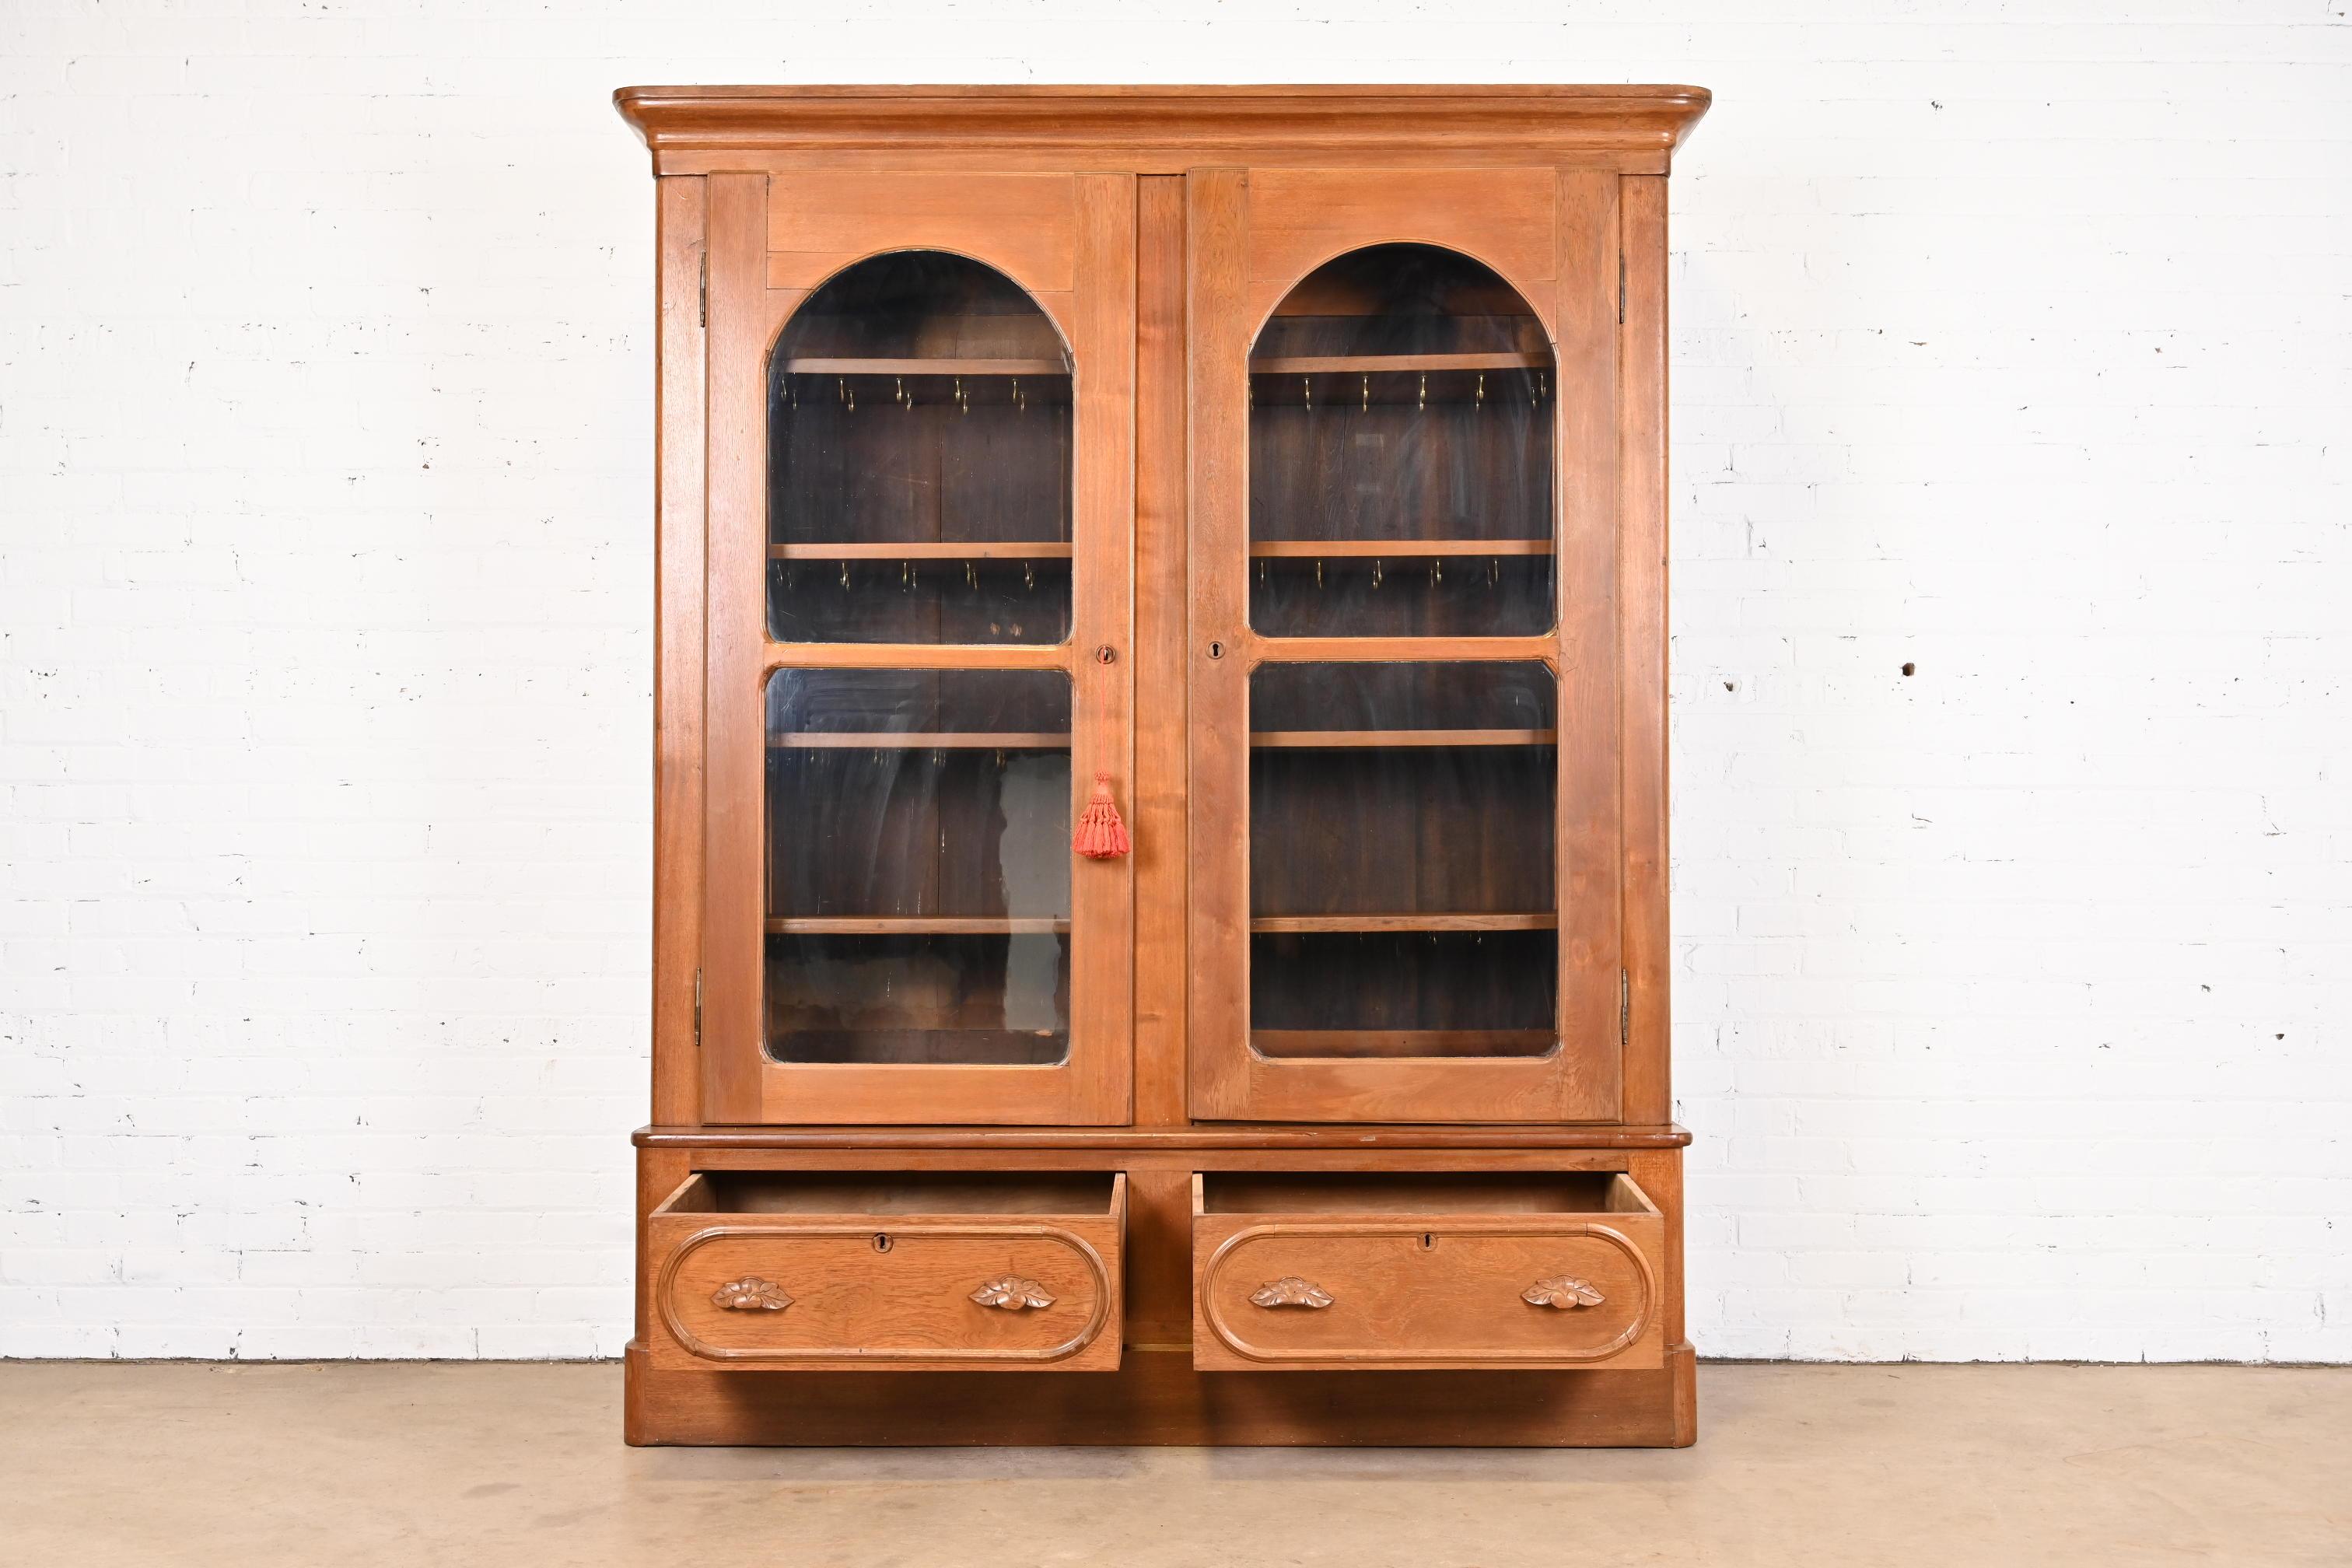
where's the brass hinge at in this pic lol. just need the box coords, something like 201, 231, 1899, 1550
697, 253, 708, 329
692, 968, 704, 1049
1619, 968, 1630, 1047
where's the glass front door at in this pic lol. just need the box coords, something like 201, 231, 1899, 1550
700, 174, 1134, 1125
1188, 170, 1625, 1122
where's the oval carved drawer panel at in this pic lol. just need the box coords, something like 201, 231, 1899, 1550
649, 1171, 1124, 1372
1191, 1172, 1665, 1372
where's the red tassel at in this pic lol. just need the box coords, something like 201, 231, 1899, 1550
1073, 772, 1129, 859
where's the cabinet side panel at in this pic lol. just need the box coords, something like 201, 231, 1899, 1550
1553, 170, 1625, 1121
1133, 175, 1190, 1128
634, 1147, 695, 1350
1629, 1148, 1685, 1348
653, 176, 708, 1127
1618, 176, 1671, 1124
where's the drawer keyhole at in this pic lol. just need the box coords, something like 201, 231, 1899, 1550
873, 1233, 893, 1253
1419, 1233, 1437, 1251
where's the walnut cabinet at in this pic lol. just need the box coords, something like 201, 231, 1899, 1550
615, 84, 1709, 1447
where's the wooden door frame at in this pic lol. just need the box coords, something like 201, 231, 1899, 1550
698, 170, 1136, 1125
1185, 166, 1626, 1123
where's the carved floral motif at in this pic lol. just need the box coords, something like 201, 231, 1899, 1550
1251, 1276, 1335, 1309
712, 1276, 793, 1312
1522, 1276, 1605, 1309
971, 1276, 1056, 1311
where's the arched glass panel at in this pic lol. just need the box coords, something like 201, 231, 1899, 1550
1248, 243, 1556, 637
768, 252, 1073, 644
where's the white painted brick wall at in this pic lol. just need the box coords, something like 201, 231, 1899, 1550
2, 2, 2346, 1362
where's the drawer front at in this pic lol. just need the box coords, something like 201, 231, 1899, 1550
1194, 1211, 1664, 1373
649, 1175, 1125, 1373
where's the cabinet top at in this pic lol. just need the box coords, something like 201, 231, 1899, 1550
612, 84, 1711, 176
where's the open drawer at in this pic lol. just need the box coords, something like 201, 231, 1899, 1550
1191, 1171, 1665, 1372
649, 1171, 1124, 1372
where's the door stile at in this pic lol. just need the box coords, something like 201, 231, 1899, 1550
1063, 172, 1139, 1125
1184, 170, 1255, 1120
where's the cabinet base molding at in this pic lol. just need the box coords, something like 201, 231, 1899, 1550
622, 1339, 1696, 1447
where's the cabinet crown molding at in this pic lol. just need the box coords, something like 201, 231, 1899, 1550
611, 84, 1712, 173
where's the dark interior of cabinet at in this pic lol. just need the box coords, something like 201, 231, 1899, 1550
764, 933, 1070, 1065
1249, 932, 1557, 1057
1249, 661, 1556, 916
1247, 660, 1559, 1059
764, 667, 1073, 1066
1249, 244, 1556, 638
768, 252, 1074, 644
677, 1171, 1116, 1216
1200, 1171, 1630, 1215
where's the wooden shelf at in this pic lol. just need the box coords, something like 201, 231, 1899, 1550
768, 916, 1072, 936
780, 356, 1069, 376
1252, 1028, 1559, 1059
1248, 352, 1549, 374
1249, 539, 1552, 558
770, 541, 1073, 562
1249, 913, 1559, 934
1251, 729, 1556, 749
769, 732, 1069, 750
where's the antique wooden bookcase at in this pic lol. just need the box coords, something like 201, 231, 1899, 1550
615, 84, 1709, 1447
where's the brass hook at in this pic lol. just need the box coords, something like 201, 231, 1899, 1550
1418, 372, 1426, 413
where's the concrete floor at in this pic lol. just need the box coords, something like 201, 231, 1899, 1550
3, 1363, 2345, 1566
